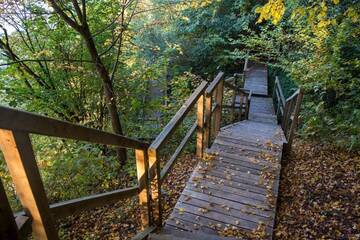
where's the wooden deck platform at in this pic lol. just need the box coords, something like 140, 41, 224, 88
151, 63, 286, 240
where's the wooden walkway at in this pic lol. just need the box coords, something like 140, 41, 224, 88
151, 64, 286, 240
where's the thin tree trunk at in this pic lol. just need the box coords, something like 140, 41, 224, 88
48, 0, 127, 164
81, 23, 127, 164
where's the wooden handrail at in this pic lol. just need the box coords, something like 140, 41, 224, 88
274, 77, 286, 107
224, 75, 252, 122
0, 106, 149, 150
149, 81, 208, 151
0, 107, 152, 239
273, 76, 304, 152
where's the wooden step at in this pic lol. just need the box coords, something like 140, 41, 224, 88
149, 227, 235, 240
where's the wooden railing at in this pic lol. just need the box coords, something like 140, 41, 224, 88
223, 76, 252, 122
273, 76, 304, 150
0, 106, 153, 240
0, 70, 251, 239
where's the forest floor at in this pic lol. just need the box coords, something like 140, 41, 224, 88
274, 139, 360, 240
57, 139, 359, 239
57, 154, 198, 240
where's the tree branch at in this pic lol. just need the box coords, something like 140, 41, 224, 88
0, 58, 94, 67
48, 0, 83, 32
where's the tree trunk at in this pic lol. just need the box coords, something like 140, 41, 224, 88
81, 23, 127, 164
48, 0, 127, 164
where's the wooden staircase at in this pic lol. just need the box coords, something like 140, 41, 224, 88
150, 63, 292, 240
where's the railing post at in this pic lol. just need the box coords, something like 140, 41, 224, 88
212, 79, 224, 136
286, 89, 304, 150
273, 77, 278, 100
196, 94, 205, 158
147, 148, 162, 228
282, 100, 290, 133
0, 130, 59, 240
245, 92, 251, 120
0, 178, 20, 240
204, 93, 212, 149
135, 149, 152, 230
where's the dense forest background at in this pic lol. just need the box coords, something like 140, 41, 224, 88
0, 0, 359, 236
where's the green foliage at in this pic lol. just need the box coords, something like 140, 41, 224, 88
244, 0, 360, 150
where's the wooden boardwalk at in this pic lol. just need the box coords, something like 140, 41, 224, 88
151, 64, 286, 240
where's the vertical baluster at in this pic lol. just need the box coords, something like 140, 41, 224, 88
135, 149, 152, 229
231, 89, 236, 122
282, 100, 290, 131
148, 148, 162, 228
196, 94, 205, 158
204, 93, 212, 148
286, 89, 304, 150
213, 79, 224, 136
0, 130, 58, 240
239, 92, 244, 120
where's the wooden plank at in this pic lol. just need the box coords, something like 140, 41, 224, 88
0, 178, 20, 240
196, 94, 205, 158
0, 130, 59, 239
149, 81, 207, 151
50, 186, 138, 218
0, 106, 148, 150
160, 122, 197, 181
